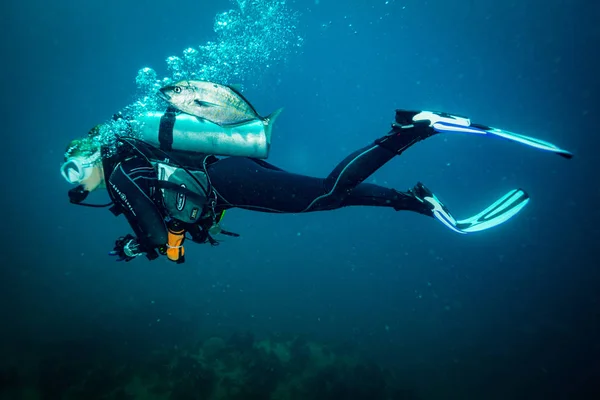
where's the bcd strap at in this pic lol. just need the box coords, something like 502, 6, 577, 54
158, 107, 178, 151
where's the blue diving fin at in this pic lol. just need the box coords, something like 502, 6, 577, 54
411, 182, 530, 234
406, 110, 574, 159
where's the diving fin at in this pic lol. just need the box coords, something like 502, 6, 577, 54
399, 109, 574, 159
411, 182, 530, 234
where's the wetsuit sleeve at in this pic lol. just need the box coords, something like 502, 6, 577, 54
107, 156, 168, 250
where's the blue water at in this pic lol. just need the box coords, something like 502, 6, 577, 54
1, 0, 598, 398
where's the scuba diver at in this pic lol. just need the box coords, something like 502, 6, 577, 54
60, 83, 573, 264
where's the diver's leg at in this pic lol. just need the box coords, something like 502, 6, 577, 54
341, 183, 432, 215
308, 111, 436, 210
208, 111, 437, 213
208, 157, 529, 233
208, 157, 431, 214
208, 157, 335, 213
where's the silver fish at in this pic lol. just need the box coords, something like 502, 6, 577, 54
157, 80, 271, 127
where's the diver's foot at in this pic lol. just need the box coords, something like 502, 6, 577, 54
390, 109, 436, 137
408, 182, 455, 227
375, 111, 437, 154
410, 182, 530, 234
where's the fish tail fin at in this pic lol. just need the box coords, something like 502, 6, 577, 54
263, 107, 284, 142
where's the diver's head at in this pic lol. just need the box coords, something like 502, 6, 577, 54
60, 135, 104, 191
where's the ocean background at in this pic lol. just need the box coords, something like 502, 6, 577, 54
1, 0, 598, 398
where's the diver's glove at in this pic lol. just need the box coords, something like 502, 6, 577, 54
109, 234, 144, 262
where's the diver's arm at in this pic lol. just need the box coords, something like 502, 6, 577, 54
107, 156, 168, 257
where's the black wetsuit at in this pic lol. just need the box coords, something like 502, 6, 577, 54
103, 115, 435, 256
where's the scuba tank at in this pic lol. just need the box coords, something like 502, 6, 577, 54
130, 110, 279, 159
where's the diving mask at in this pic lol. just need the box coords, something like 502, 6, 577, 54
60, 152, 101, 184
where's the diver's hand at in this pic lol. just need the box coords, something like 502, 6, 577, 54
109, 234, 143, 262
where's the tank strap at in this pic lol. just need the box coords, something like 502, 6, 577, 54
158, 107, 178, 151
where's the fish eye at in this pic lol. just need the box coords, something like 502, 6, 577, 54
174, 86, 182, 93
